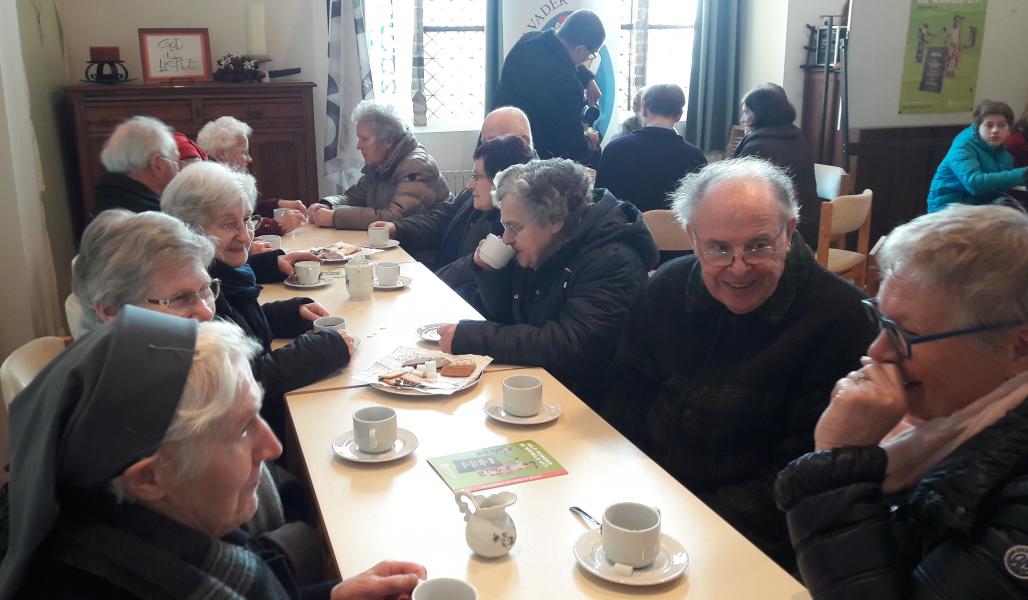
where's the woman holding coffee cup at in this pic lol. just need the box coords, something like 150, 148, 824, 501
162, 161, 355, 438
438, 158, 658, 395
197, 115, 308, 236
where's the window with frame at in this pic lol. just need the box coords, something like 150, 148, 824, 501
617, 0, 698, 113
392, 0, 697, 126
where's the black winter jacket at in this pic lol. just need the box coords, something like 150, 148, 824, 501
734, 125, 820, 245
92, 172, 161, 220
492, 29, 594, 162
210, 260, 349, 436
775, 396, 1028, 599
452, 190, 658, 394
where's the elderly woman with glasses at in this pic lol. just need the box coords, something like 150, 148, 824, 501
308, 100, 449, 230
161, 161, 354, 437
0, 308, 426, 598
775, 204, 1028, 598
436, 158, 658, 395
197, 115, 308, 235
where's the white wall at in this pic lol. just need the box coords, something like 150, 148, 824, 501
738, 0, 789, 94
56, 0, 340, 191
848, 0, 1028, 128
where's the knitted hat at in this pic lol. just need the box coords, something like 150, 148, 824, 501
173, 132, 208, 161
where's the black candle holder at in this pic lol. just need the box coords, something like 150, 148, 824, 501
83, 60, 131, 84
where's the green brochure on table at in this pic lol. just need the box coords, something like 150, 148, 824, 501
428, 440, 567, 492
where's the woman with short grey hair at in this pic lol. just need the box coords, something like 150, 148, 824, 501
776, 204, 1028, 598
162, 161, 354, 437
2, 308, 427, 598
437, 157, 659, 396
196, 115, 253, 170
73, 209, 216, 333
196, 115, 307, 234
308, 99, 449, 229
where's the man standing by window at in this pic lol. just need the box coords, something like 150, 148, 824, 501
492, 9, 604, 163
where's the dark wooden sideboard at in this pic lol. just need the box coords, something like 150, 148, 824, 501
66, 81, 318, 220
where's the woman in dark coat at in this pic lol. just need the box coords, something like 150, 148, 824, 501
774, 204, 1028, 598
162, 161, 354, 436
437, 158, 658, 395
432, 135, 535, 295
735, 83, 819, 245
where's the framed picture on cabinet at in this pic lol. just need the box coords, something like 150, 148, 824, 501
138, 28, 212, 83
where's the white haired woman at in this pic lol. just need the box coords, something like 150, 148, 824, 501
197, 115, 308, 235
775, 204, 1028, 598
308, 100, 449, 230
437, 158, 658, 395
161, 161, 354, 437
0, 308, 426, 598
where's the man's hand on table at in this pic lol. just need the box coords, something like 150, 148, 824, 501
330, 560, 427, 600
437, 324, 457, 353
278, 251, 322, 277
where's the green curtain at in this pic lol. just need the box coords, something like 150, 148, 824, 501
685, 0, 740, 151
484, 0, 503, 115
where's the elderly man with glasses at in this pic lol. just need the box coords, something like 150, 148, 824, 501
601, 157, 876, 572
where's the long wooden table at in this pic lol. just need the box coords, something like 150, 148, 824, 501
262, 261, 512, 393
286, 368, 809, 599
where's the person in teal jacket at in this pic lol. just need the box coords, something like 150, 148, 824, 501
927, 100, 1028, 212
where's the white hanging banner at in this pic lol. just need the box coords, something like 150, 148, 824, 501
500, 0, 620, 143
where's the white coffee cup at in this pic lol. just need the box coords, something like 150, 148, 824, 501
313, 316, 346, 332
352, 405, 397, 454
601, 502, 662, 569
502, 375, 542, 417
375, 261, 401, 286
256, 234, 282, 250
480, 233, 515, 269
273, 207, 290, 221
294, 260, 321, 285
412, 578, 477, 600
368, 225, 390, 247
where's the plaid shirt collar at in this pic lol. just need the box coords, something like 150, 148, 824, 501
683, 232, 815, 324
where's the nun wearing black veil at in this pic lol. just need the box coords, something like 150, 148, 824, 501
0, 307, 425, 599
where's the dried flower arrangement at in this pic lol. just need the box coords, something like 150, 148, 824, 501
213, 53, 266, 83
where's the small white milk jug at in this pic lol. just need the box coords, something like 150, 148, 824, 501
344, 254, 374, 300
455, 490, 517, 558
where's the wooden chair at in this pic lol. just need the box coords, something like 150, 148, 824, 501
641, 209, 692, 252
814, 163, 853, 200
0, 336, 72, 487
816, 189, 873, 289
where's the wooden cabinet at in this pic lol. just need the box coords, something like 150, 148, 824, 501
66, 82, 317, 220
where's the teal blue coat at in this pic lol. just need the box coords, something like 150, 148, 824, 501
927, 126, 1026, 212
